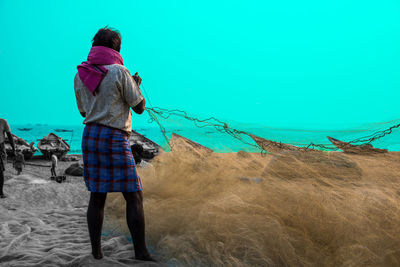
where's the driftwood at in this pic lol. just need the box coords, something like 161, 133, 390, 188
327, 137, 388, 154
250, 134, 317, 154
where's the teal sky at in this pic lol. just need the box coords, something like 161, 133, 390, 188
1, 0, 400, 128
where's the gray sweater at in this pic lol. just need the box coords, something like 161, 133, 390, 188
74, 64, 144, 133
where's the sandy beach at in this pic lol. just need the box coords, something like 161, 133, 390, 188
0, 155, 163, 267
1, 149, 400, 266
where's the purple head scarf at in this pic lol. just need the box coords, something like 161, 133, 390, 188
77, 46, 124, 95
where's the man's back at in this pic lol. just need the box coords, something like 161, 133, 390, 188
74, 64, 143, 133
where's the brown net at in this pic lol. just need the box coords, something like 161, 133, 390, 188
103, 106, 400, 266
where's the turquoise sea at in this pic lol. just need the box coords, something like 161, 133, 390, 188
10, 117, 400, 155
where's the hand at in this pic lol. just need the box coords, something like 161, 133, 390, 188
132, 72, 142, 87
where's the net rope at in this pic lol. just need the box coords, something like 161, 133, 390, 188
140, 84, 399, 153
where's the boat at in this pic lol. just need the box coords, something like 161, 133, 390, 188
18, 128, 32, 131
327, 136, 388, 154
129, 130, 163, 160
5, 134, 37, 160
37, 133, 70, 159
170, 133, 213, 155
54, 129, 73, 133
250, 134, 317, 154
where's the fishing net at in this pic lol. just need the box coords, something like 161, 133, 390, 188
102, 97, 400, 266
144, 106, 400, 152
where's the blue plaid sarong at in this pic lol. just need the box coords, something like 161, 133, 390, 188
82, 123, 143, 192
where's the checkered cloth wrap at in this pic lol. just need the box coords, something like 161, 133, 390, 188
82, 123, 142, 192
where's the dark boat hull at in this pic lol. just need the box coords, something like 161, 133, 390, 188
129, 130, 163, 160
5, 134, 37, 160
37, 133, 70, 160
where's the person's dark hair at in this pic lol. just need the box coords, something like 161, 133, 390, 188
92, 27, 122, 52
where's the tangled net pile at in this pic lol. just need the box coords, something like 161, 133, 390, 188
104, 105, 400, 266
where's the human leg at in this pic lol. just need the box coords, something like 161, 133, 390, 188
0, 170, 4, 198
122, 191, 154, 261
87, 192, 107, 259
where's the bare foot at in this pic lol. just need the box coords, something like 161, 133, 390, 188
135, 254, 157, 262
92, 251, 103, 260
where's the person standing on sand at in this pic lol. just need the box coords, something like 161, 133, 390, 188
0, 118, 16, 198
74, 27, 154, 261
51, 154, 58, 177
13, 149, 25, 175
